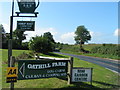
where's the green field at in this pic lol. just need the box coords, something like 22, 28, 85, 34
61, 44, 119, 60
1, 49, 120, 89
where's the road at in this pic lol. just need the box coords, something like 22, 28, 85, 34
55, 52, 120, 74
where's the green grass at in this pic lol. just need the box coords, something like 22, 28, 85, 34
2, 49, 32, 88
61, 44, 119, 60
73, 58, 119, 88
61, 50, 119, 60
1, 49, 120, 89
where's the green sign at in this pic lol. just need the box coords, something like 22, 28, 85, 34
17, 21, 35, 31
17, 0, 39, 13
18, 60, 68, 80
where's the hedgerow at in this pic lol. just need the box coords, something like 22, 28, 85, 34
91, 44, 120, 56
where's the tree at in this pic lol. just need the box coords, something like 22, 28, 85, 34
74, 25, 91, 51
0, 24, 8, 49
0, 24, 6, 43
13, 29, 26, 46
43, 32, 55, 43
29, 35, 55, 54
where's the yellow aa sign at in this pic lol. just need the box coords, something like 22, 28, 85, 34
7, 67, 18, 77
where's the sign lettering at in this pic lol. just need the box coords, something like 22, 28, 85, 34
17, 21, 35, 31
6, 67, 17, 83
72, 68, 92, 82
18, 60, 68, 80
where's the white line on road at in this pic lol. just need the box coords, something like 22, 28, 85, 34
105, 67, 120, 76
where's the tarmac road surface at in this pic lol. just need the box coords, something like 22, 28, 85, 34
55, 52, 120, 74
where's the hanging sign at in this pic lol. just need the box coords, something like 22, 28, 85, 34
6, 67, 18, 83
17, 0, 40, 13
18, 60, 68, 80
72, 67, 92, 82
17, 21, 35, 31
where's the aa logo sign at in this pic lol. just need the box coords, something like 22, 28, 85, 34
6, 67, 18, 83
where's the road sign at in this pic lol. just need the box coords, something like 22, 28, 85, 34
6, 67, 17, 83
72, 67, 92, 82
18, 60, 68, 80
17, 21, 35, 31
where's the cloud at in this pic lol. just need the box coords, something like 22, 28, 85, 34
39, 27, 58, 35
58, 31, 103, 44
23, 27, 58, 42
114, 29, 120, 36
60, 32, 75, 44
88, 30, 105, 43
90, 30, 102, 37
90, 31, 94, 36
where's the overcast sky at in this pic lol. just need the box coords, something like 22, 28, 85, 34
0, 1, 119, 44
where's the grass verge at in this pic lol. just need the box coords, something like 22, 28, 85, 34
2, 49, 120, 89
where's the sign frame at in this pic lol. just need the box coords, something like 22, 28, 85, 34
71, 67, 93, 85
17, 59, 69, 80
17, 21, 35, 31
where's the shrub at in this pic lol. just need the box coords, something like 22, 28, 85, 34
29, 36, 55, 54
16, 52, 32, 60
22, 42, 29, 50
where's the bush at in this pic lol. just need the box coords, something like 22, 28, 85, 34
22, 42, 29, 50
16, 52, 32, 60
29, 36, 55, 54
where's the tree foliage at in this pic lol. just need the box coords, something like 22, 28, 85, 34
0, 24, 6, 43
0, 24, 27, 49
29, 32, 55, 53
13, 29, 26, 46
74, 25, 91, 51
43, 32, 55, 43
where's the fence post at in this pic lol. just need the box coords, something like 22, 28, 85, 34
10, 56, 15, 90
68, 57, 73, 85
35, 54, 39, 60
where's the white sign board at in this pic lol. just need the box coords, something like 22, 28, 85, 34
72, 68, 92, 82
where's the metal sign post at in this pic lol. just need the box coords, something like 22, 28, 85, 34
8, 0, 14, 67
8, 0, 39, 89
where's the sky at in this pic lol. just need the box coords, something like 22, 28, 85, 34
0, 1, 119, 44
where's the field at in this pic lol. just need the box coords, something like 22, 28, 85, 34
1, 49, 120, 89
60, 44, 119, 60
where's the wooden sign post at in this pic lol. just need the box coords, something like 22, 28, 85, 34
67, 57, 73, 85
